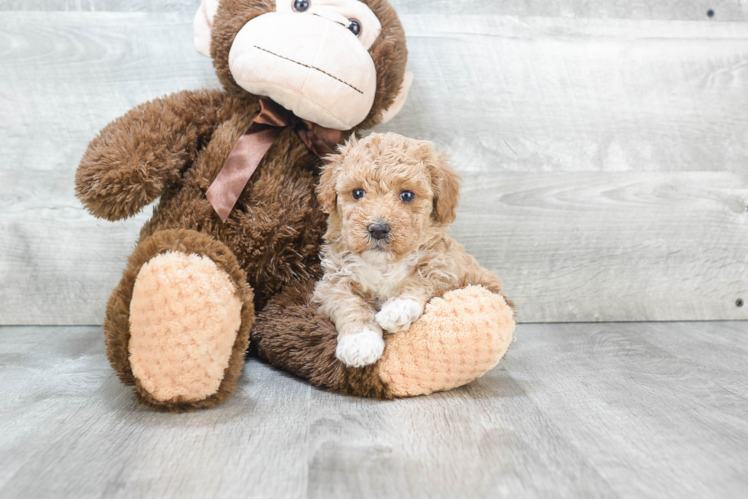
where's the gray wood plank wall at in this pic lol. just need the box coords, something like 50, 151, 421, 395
1, 1, 747, 324
2, 0, 747, 21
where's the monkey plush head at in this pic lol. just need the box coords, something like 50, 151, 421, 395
194, 0, 412, 131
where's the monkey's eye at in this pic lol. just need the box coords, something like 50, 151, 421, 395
293, 0, 310, 12
352, 189, 365, 200
348, 19, 361, 36
400, 191, 415, 203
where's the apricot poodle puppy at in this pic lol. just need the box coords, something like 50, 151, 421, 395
313, 133, 506, 368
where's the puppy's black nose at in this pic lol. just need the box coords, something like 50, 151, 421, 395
368, 222, 391, 241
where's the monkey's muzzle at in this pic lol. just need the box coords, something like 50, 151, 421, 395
229, 12, 378, 130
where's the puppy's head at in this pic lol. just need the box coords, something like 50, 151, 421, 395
317, 132, 460, 263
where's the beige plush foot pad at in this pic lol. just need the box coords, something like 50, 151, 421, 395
129, 251, 243, 402
378, 286, 515, 397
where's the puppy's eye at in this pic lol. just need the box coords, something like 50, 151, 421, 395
348, 19, 361, 36
399, 190, 415, 203
352, 189, 365, 200
293, 0, 310, 12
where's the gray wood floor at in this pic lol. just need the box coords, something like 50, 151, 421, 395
1, 322, 746, 498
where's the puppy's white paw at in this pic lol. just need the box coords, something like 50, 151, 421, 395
336, 327, 385, 368
375, 298, 423, 333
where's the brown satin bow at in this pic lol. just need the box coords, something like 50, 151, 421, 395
206, 98, 343, 222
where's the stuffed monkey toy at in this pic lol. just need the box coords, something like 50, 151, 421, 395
75, 0, 516, 412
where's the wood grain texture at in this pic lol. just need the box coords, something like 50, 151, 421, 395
379, 15, 748, 175
1, 11, 748, 324
456, 171, 748, 322
0, 0, 200, 10
3, 0, 747, 22
1, 322, 747, 497
0, 12, 217, 325
392, 0, 748, 20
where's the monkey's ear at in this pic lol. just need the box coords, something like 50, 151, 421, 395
379, 72, 414, 125
194, 0, 219, 57
429, 151, 462, 224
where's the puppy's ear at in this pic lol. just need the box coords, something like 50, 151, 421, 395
318, 136, 358, 213
317, 155, 343, 214
429, 151, 461, 224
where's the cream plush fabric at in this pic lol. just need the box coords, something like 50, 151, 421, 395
129, 252, 243, 402
275, 0, 382, 49
193, 0, 219, 57
194, 0, 409, 129
229, 12, 378, 129
379, 286, 516, 397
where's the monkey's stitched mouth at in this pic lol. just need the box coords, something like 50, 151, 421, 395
253, 45, 364, 95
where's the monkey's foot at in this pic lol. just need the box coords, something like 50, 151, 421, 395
377, 285, 515, 397
129, 251, 242, 403
105, 229, 254, 412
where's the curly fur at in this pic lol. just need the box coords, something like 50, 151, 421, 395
313, 133, 508, 366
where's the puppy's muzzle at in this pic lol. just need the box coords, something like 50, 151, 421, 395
368, 221, 391, 241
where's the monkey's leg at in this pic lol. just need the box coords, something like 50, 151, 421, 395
252, 282, 514, 398
106, 229, 254, 412
251, 281, 392, 399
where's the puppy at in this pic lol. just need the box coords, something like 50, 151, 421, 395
313, 133, 506, 368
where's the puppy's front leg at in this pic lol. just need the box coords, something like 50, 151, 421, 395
335, 302, 384, 368
336, 325, 384, 368
316, 285, 384, 368
375, 280, 433, 333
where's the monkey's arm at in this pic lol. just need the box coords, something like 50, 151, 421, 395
75, 89, 228, 221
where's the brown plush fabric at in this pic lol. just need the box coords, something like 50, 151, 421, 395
77, 0, 410, 410
252, 279, 392, 399
139, 120, 328, 310
76, 89, 252, 221
105, 229, 255, 412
